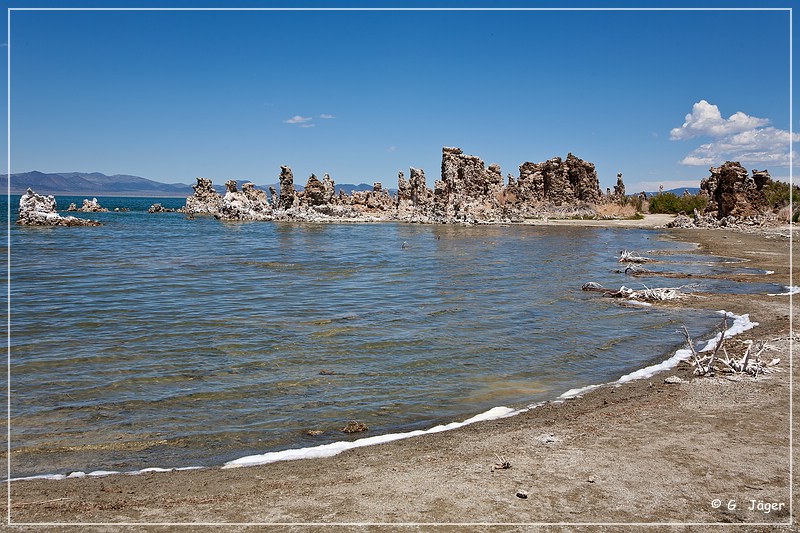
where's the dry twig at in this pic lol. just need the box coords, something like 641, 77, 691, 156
14, 497, 72, 507
491, 454, 511, 472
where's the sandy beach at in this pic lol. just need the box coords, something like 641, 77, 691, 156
4, 216, 796, 531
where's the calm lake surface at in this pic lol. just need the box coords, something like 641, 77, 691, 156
5, 196, 782, 477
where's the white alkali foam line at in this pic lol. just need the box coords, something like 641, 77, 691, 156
768, 285, 800, 296
222, 406, 518, 469
10, 406, 520, 479
618, 310, 755, 382
559, 310, 756, 396
558, 383, 603, 400
8, 466, 204, 482
10, 311, 756, 480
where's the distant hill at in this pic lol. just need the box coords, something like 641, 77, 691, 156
5, 171, 196, 197
640, 187, 701, 197
333, 183, 376, 194
5, 171, 394, 198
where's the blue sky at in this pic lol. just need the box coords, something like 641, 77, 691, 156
3, 3, 796, 192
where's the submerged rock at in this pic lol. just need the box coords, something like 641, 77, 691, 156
341, 421, 369, 434
16, 188, 101, 226
148, 203, 175, 213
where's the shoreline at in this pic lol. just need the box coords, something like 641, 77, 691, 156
5, 221, 795, 529
8, 310, 754, 483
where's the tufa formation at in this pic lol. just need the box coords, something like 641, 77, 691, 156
700, 161, 772, 219
180, 147, 612, 224
17, 188, 102, 226
667, 162, 776, 230
67, 198, 109, 213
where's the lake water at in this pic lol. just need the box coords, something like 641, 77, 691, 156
5, 196, 783, 477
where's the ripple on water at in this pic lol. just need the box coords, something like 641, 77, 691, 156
6, 207, 747, 477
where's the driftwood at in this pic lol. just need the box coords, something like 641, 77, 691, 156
615, 264, 654, 275
618, 250, 651, 263
683, 319, 780, 377
491, 454, 511, 472
682, 319, 727, 376
582, 282, 693, 302
720, 341, 780, 378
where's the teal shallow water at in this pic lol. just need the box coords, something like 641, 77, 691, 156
5, 196, 782, 477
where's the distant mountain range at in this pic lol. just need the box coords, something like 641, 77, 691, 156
646, 187, 701, 196
4, 171, 381, 198
5, 171, 196, 197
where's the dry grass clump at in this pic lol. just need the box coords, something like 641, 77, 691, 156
594, 202, 641, 219
776, 205, 799, 223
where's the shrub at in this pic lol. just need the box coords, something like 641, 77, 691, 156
619, 194, 645, 213
648, 192, 708, 214
763, 180, 800, 210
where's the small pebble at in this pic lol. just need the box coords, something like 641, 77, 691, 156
664, 376, 684, 384
516, 491, 528, 499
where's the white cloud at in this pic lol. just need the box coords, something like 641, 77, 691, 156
299, 123, 316, 128
284, 115, 313, 124
679, 126, 800, 167
669, 100, 769, 141
387, 145, 396, 152
319, 114, 335, 119
671, 100, 797, 167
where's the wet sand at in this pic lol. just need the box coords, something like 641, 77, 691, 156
4, 218, 796, 531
